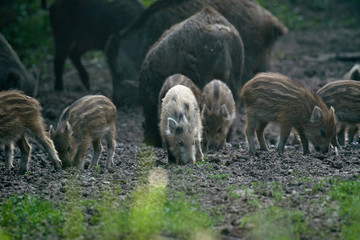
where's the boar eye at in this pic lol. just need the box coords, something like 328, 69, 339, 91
67, 146, 72, 152
320, 129, 326, 138
177, 141, 184, 147
217, 127, 222, 133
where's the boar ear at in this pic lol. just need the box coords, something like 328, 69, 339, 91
350, 69, 360, 81
201, 104, 209, 117
64, 121, 73, 136
310, 106, 323, 124
167, 117, 178, 134
220, 104, 229, 118
49, 125, 55, 138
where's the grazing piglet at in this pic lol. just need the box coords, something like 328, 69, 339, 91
158, 74, 202, 117
241, 72, 336, 155
160, 85, 203, 164
50, 95, 116, 170
201, 80, 236, 150
0, 90, 62, 174
317, 80, 360, 145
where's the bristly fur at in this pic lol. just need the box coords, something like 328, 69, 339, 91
241, 72, 336, 155
0, 90, 61, 174
317, 80, 360, 145
160, 85, 203, 164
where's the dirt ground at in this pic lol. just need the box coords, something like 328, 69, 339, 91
1, 2, 360, 239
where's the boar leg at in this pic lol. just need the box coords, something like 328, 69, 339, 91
275, 125, 291, 154
35, 133, 62, 169
166, 145, 176, 164
69, 48, 90, 90
347, 125, 358, 144
17, 137, 31, 174
195, 139, 204, 163
90, 139, 102, 168
245, 116, 257, 154
105, 130, 116, 170
256, 120, 269, 151
73, 144, 87, 169
54, 37, 71, 91
297, 131, 309, 154
337, 124, 346, 146
5, 144, 14, 169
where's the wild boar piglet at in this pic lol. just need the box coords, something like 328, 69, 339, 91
201, 80, 236, 150
317, 80, 360, 146
50, 95, 116, 170
160, 85, 203, 164
0, 90, 61, 174
241, 72, 336, 154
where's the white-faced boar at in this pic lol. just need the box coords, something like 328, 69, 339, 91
0, 34, 38, 97
201, 80, 236, 150
140, 7, 244, 147
160, 85, 203, 164
241, 73, 336, 155
0, 90, 62, 174
106, 0, 287, 106
49, 95, 116, 170
343, 63, 360, 81
317, 80, 360, 146
158, 74, 202, 117
44, 0, 145, 90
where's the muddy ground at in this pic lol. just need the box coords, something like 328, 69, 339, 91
1, 2, 360, 239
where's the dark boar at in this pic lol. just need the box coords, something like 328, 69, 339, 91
0, 90, 62, 174
106, 0, 287, 106
158, 74, 202, 117
201, 80, 236, 150
241, 72, 336, 155
49, 95, 116, 170
46, 0, 145, 90
140, 7, 244, 147
0, 34, 38, 97
317, 80, 360, 145
160, 85, 203, 164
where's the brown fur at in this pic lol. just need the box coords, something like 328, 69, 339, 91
317, 80, 360, 145
0, 34, 38, 97
140, 7, 244, 147
106, 0, 287, 107
50, 95, 116, 170
0, 90, 61, 174
158, 74, 202, 117
160, 85, 203, 164
201, 80, 236, 149
241, 73, 336, 154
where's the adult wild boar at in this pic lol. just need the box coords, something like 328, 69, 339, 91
44, 0, 145, 90
139, 7, 244, 146
0, 34, 38, 97
106, 0, 287, 106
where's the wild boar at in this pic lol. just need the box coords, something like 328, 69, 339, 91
201, 80, 236, 150
343, 63, 360, 81
158, 74, 202, 117
140, 7, 244, 147
106, 0, 288, 106
0, 33, 38, 97
49, 95, 116, 170
317, 80, 360, 146
44, 0, 145, 90
241, 72, 336, 155
160, 85, 203, 164
0, 90, 62, 174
